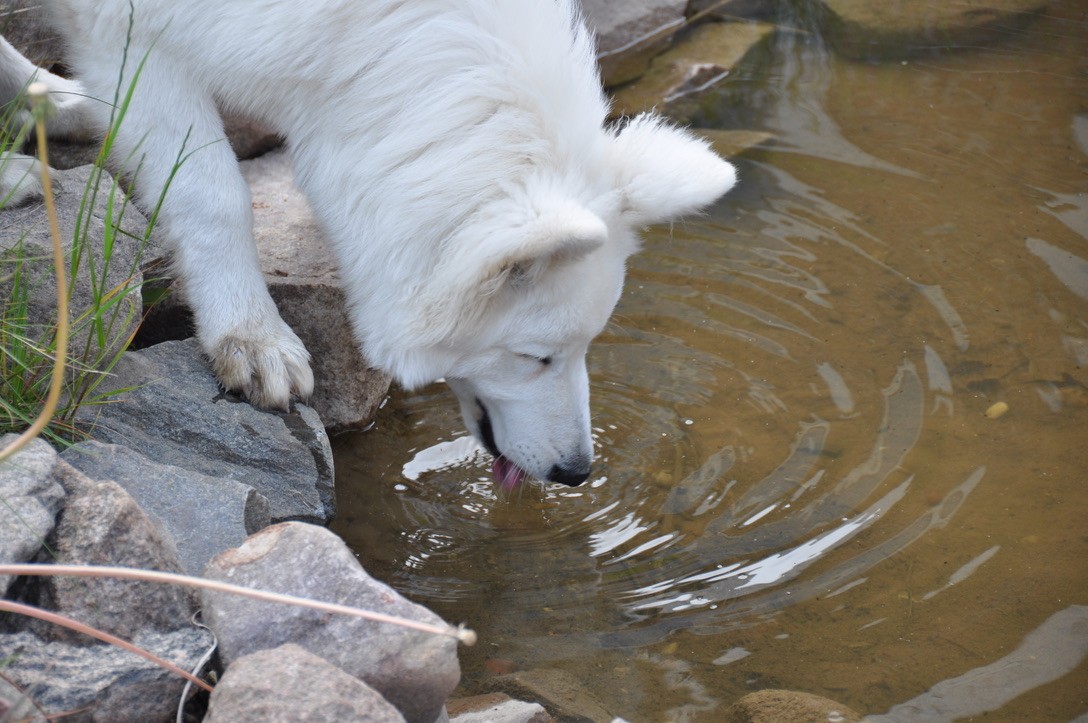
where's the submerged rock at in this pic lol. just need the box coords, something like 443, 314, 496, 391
727, 689, 863, 722
206, 644, 406, 723
609, 21, 775, 122
816, 0, 1050, 60
201, 522, 460, 723
581, 0, 689, 87
492, 668, 613, 723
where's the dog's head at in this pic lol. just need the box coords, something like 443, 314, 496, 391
371, 116, 736, 487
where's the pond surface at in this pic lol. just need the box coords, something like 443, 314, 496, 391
332, 5, 1088, 720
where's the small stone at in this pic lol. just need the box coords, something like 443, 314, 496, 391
205, 644, 405, 723
727, 689, 863, 723
201, 522, 460, 723
985, 401, 1009, 419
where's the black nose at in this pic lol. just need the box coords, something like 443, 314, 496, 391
548, 463, 590, 487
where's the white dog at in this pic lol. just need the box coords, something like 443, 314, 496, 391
2, 0, 736, 487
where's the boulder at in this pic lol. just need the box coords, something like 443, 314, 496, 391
29, 461, 195, 644
0, 435, 65, 595
74, 339, 336, 524
205, 644, 406, 723
816, 0, 1050, 60
0, 627, 214, 723
201, 522, 460, 723
727, 689, 863, 722
62, 440, 271, 576
581, 0, 688, 87
609, 20, 774, 123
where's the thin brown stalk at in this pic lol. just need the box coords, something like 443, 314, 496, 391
0, 82, 69, 463
0, 564, 478, 645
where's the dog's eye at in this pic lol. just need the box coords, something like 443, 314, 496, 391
517, 353, 552, 367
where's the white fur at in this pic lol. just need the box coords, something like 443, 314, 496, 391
1, 0, 736, 483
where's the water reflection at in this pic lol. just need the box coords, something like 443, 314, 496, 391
332, 4, 1088, 719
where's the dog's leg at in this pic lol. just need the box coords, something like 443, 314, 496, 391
82, 60, 313, 408
0, 36, 97, 142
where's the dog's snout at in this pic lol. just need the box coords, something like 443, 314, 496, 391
548, 463, 590, 487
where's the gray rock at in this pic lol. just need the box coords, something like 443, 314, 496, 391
74, 339, 335, 523
726, 689, 863, 723
817, 0, 1049, 61
0, 435, 65, 595
201, 522, 460, 723
0, 1, 67, 67
581, 0, 688, 86
0, 672, 48, 722
242, 149, 392, 431
31, 461, 195, 644
1, 627, 214, 723
61, 440, 271, 576
610, 20, 774, 123
492, 669, 613, 723
0, 164, 149, 370
448, 693, 553, 723
205, 644, 406, 723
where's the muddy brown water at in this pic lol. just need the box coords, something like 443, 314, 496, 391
332, 6, 1088, 720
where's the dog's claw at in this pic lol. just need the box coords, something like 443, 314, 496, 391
207, 327, 313, 409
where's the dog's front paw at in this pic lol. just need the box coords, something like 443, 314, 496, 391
206, 322, 314, 409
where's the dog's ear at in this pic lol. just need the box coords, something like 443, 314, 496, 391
414, 203, 607, 342
478, 202, 607, 294
613, 114, 737, 226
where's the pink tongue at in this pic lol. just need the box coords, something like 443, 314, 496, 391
491, 457, 528, 490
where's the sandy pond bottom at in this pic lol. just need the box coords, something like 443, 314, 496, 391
332, 5, 1088, 720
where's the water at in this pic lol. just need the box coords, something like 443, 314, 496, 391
332, 5, 1088, 719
